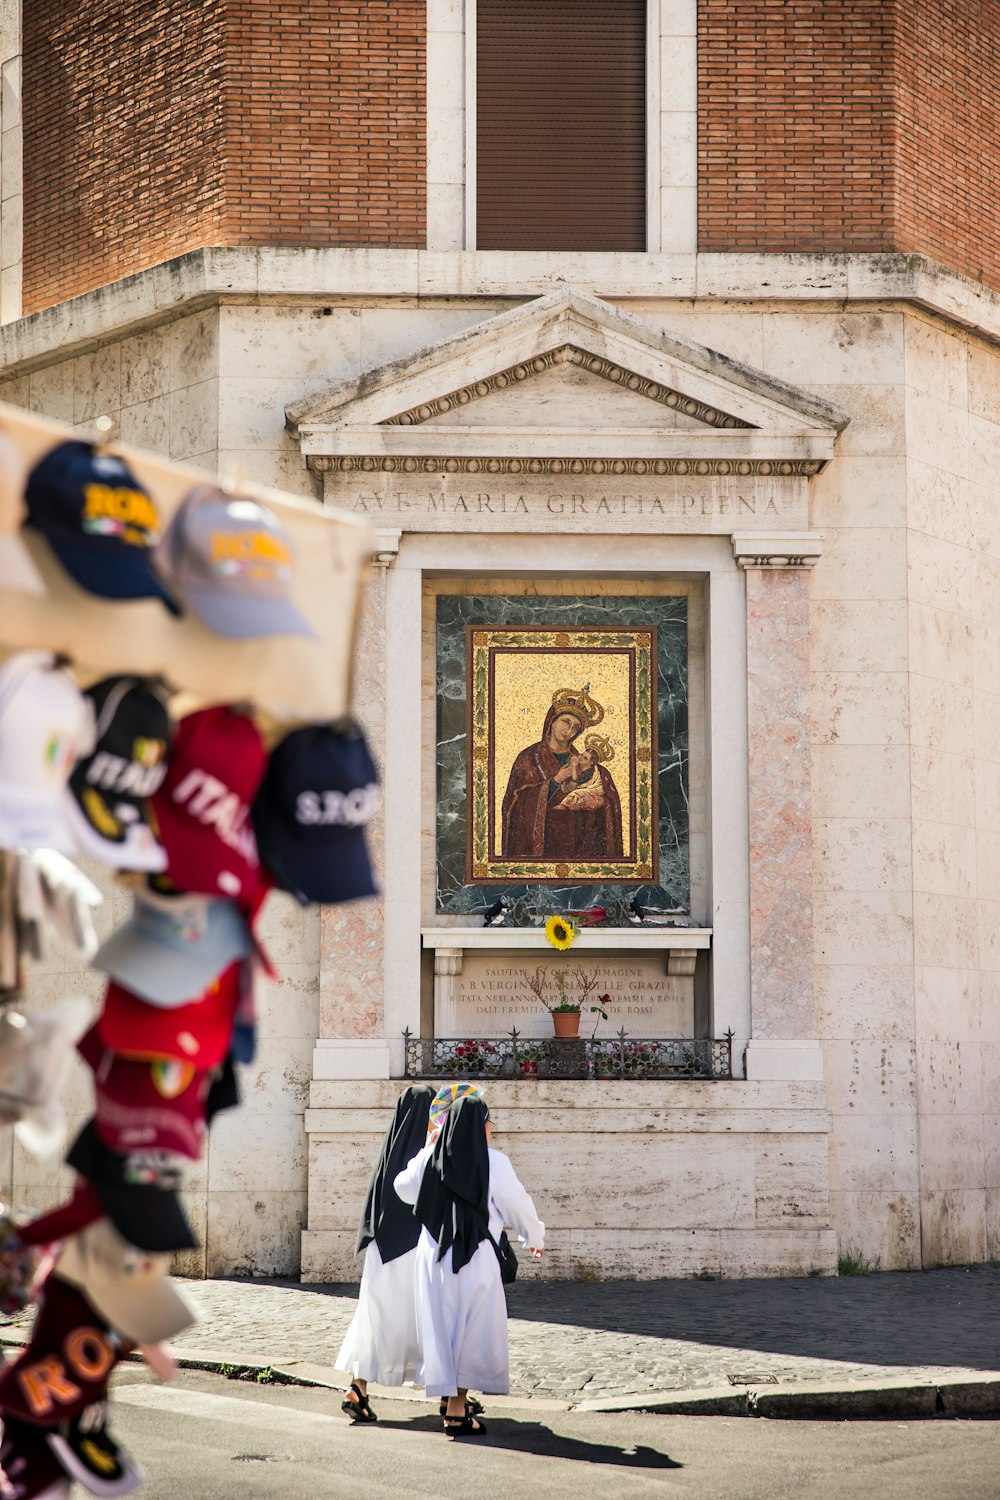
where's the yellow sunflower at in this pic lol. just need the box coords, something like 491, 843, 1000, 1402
545, 915, 578, 951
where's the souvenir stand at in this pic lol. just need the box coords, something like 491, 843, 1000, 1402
0, 399, 373, 1499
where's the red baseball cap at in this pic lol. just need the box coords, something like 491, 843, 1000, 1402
77, 1025, 210, 1161
150, 706, 266, 901
98, 964, 240, 1069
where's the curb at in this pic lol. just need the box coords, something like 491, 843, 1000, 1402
577, 1373, 1000, 1420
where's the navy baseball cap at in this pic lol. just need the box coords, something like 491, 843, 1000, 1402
24, 440, 181, 613
252, 722, 379, 905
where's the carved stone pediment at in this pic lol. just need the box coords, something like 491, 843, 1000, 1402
287, 289, 848, 470
285, 289, 848, 534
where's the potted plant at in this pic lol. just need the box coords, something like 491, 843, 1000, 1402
517, 1044, 545, 1078
525, 964, 603, 1040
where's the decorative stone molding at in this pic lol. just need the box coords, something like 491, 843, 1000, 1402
313, 455, 824, 478
731, 531, 824, 569
370, 527, 401, 567
382, 345, 754, 431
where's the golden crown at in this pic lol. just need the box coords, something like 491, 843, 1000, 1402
550, 684, 605, 728
583, 731, 614, 763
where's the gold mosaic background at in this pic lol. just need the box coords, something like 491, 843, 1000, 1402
491, 650, 633, 858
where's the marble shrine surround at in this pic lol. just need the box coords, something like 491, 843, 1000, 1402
288, 290, 847, 1280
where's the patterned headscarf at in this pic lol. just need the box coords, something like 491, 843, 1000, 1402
429, 1081, 484, 1134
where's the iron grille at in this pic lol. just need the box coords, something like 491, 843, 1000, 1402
402, 1030, 733, 1082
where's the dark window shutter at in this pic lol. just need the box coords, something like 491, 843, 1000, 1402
477, 0, 647, 251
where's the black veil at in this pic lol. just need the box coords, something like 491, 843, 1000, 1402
355, 1084, 434, 1263
413, 1095, 490, 1274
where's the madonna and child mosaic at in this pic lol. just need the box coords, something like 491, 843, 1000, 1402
435, 592, 689, 918
467, 627, 656, 884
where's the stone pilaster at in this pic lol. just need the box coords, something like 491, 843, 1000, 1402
312, 534, 398, 1082
733, 532, 825, 1081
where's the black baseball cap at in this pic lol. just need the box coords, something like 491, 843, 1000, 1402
24, 440, 181, 613
66, 1120, 197, 1253
252, 721, 379, 905
66, 676, 172, 871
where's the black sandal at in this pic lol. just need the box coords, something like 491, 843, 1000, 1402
341, 1382, 377, 1423
438, 1396, 485, 1419
443, 1412, 487, 1437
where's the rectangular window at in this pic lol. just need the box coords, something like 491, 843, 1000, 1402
476, 0, 647, 251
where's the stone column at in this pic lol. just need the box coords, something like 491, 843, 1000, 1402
733, 532, 825, 1081
312, 529, 399, 1082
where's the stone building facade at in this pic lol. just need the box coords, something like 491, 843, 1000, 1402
0, 0, 998, 1278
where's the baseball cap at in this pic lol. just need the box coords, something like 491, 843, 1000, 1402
66, 1121, 197, 1253
0, 999, 91, 1159
0, 651, 94, 855
150, 705, 266, 901
78, 1023, 211, 1161
65, 676, 171, 872
1, 1414, 71, 1498
0, 428, 46, 596
252, 721, 379, 905
54, 1219, 197, 1344
99, 964, 240, 1068
157, 484, 315, 640
91, 893, 252, 1008
23, 440, 180, 614
0, 1273, 121, 1428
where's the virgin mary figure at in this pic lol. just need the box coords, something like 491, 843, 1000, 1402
501, 686, 624, 862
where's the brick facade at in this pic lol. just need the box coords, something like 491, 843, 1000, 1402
19, 2, 1000, 313
698, 0, 1000, 288
22, 1, 425, 314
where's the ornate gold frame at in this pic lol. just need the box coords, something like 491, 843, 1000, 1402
466, 625, 657, 884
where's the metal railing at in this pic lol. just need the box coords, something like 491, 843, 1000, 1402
402, 1028, 734, 1081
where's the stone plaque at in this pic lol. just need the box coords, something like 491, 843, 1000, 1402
441, 951, 694, 1039
326, 472, 810, 534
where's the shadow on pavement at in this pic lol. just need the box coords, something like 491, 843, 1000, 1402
497, 1269, 1000, 1373
378, 1412, 683, 1469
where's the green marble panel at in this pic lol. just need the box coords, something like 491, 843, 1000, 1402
436, 593, 689, 919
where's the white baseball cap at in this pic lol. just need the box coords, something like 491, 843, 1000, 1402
55, 1218, 197, 1343
0, 652, 94, 854
0, 428, 46, 596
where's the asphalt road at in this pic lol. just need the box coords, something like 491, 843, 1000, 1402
109, 1366, 1000, 1500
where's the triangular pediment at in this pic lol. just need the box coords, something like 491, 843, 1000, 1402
286, 289, 848, 468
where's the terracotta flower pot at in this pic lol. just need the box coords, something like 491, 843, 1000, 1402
551, 1010, 581, 1038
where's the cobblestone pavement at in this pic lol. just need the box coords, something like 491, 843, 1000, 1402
115, 1266, 1000, 1402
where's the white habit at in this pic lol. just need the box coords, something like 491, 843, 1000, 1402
335, 1240, 422, 1386
393, 1144, 545, 1398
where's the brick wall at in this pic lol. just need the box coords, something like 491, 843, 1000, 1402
698, 0, 1000, 287
22, 1, 425, 314
698, 2, 896, 254
23, 0, 228, 313
219, 1, 424, 251
893, 3, 1000, 288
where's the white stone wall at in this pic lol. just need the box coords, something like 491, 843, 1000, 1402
0, 0, 20, 323
1, 254, 998, 1274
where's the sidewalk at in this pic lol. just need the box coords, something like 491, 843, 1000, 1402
8, 1266, 998, 1420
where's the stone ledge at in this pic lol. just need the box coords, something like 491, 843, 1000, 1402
300, 1226, 837, 1283
306, 1077, 830, 1112
5, 249, 1000, 373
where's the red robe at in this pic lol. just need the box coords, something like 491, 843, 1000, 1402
501, 744, 624, 862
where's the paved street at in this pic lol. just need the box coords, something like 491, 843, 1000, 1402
131, 1265, 1000, 1403
7, 1265, 996, 1409
110, 1366, 1000, 1500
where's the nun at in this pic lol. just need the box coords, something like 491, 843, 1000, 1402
337, 1084, 434, 1423
394, 1091, 545, 1436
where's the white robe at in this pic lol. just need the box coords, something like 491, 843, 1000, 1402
335, 1240, 422, 1386
393, 1144, 545, 1398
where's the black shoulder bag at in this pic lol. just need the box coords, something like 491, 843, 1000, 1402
476, 1211, 518, 1283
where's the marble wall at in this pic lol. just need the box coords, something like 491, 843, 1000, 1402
1, 281, 998, 1274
